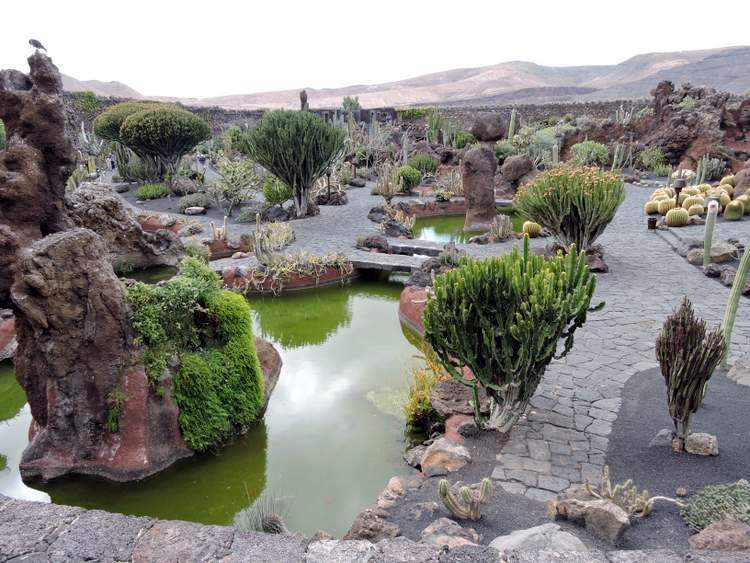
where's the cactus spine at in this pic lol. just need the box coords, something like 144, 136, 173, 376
703, 201, 719, 267
507, 108, 517, 140
720, 244, 750, 368
438, 478, 492, 520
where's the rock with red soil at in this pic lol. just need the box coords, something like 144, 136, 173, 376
0, 52, 74, 306
0, 312, 16, 362
688, 520, 750, 551
11, 228, 191, 481
65, 185, 183, 271
462, 145, 497, 231
734, 162, 750, 197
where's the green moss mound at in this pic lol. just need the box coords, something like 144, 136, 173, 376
127, 257, 265, 451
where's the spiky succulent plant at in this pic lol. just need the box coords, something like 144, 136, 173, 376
665, 208, 689, 227
658, 199, 676, 215
438, 478, 492, 520
655, 297, 725, 452
723, 200, 744, 221
522, 221, 542, 237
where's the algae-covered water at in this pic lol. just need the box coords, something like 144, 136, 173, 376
412, 208, 523, 243
0, 280, 424, 537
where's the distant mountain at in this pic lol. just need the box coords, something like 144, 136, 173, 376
62, 46, 750, 109
61, 74, 143, 99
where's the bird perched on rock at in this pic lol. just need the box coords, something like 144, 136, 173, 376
29, 39, 47, 51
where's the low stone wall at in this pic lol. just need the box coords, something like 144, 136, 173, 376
0, 494, 741, 562
220, 264, 359, 295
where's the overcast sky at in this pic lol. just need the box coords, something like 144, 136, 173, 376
1, 0, 745, 98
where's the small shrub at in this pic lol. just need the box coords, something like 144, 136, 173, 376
640, 146, 667, 171
404, 354, 450, 427
435, 169, 463, 196
651, 163, 672, 177
408, 153, 439, 174
341, 96, 361, 112
184, 237, 210, 261
513, 164, 624, 251
570, 141, 609, 167
75, 90, 99, 115
262, 175, 293, 207
494, 140, 516, 163
209, 159, 259, 216
433, 189, 453, 202
398, 165, 422, 191
373, 162, 403, 203
397, 108, 430, 121
455, 130, 475, 149
134, 183, 170, 200
105, 388, 128, 433
178, 192, 212, 212
679, 96, 697, 110
682, 480, 750, 532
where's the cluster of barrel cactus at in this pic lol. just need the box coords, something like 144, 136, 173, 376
522, 220, 542, 237
438, 478, 492, 520
655, 298, 726, 452
665, 208, 689, 227
644, 174, 748, 225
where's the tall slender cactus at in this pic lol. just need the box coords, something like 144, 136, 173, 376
507, 108, 518, 140
721, 245, 750, 367
703, 201, 719, 268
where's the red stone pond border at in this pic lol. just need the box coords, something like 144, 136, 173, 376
221, 264, 359, 295
398, 285, 428, 337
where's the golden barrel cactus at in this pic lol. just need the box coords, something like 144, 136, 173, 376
724, 200, 744, 221
687, 204, 705, 216
665, 208, 689, 227
658, 199, 677, 215
522, 221, 542, 237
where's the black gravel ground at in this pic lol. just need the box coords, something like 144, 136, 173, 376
388, 368, 750, 552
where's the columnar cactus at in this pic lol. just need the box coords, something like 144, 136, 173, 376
655, 298, 725, 452
703, 201, 719, 268
522, 221, 542, 237
665, 208, 689, 227
507, 108, 517, 140
721, 244, 750, 368
438, 478, 492, 520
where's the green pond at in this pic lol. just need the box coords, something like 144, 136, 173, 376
0, 279, 424, 537
412, 208, 523, 243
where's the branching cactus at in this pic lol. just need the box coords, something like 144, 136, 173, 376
703, 200, 719, 268
721, 244, 750, 367
438, 478, 492, 521
655, 298, 726, 452
424, 236, 601, 431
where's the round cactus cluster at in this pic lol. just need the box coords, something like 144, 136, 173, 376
522, 221, 542, 237
644, 172, 745, 225
665, 208, 689, 227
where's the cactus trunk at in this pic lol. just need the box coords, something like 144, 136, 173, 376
703, 201, 719, 268
720, 244, 750, 368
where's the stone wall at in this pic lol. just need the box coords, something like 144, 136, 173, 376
1, 494, 743, 562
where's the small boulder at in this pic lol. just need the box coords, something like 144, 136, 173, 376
686, 432, 719, 456
262, 206, 290, 222
430, 379, 489, 418
343, 508, 400, 542
359, 235, 389, 253
349, 177, 366, 188
170, 176, 198, 196
231, 252, 250, 260
367, 206, 388, 224
688, 519, 750, 551
184, 206, 206, 216
420, 517, 480, 548
547, 494, 630, 545
489, 523, 587, 553
470, 115, 510, 143
382, 219, 413, 238
686, 242, 739, 265
500, 154, 533, 185
420, 437, 471, 474
404, 445, 427, 468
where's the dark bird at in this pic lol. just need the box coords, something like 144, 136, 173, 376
29, 39, 46, 51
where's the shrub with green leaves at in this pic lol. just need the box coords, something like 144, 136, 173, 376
120, 107, 210, 176
397, 108, 429, 121
679, 96, 697, 110
682, 480, 750, 532
209, 159, 258, 216
398, 165, 422, 191
341, 96, 361, 112
245, 110, 346, 218
94, 101, 164, 144
494, 140, 516, 163
570, 141, 609, 167
408, 153, 439, 174
263, 175, 293, 207
75, 90, 99, 115
127, 257, 264, 451
424, 237, 600, 431
178, 192, 212, 212
513, 164, 625, 251
134, 183, 170, 200
0, 119, 6, 151
639, 145, 667, 172
455, 130, 475, 149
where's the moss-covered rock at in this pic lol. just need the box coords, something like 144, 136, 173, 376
127, 257, 265, 451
